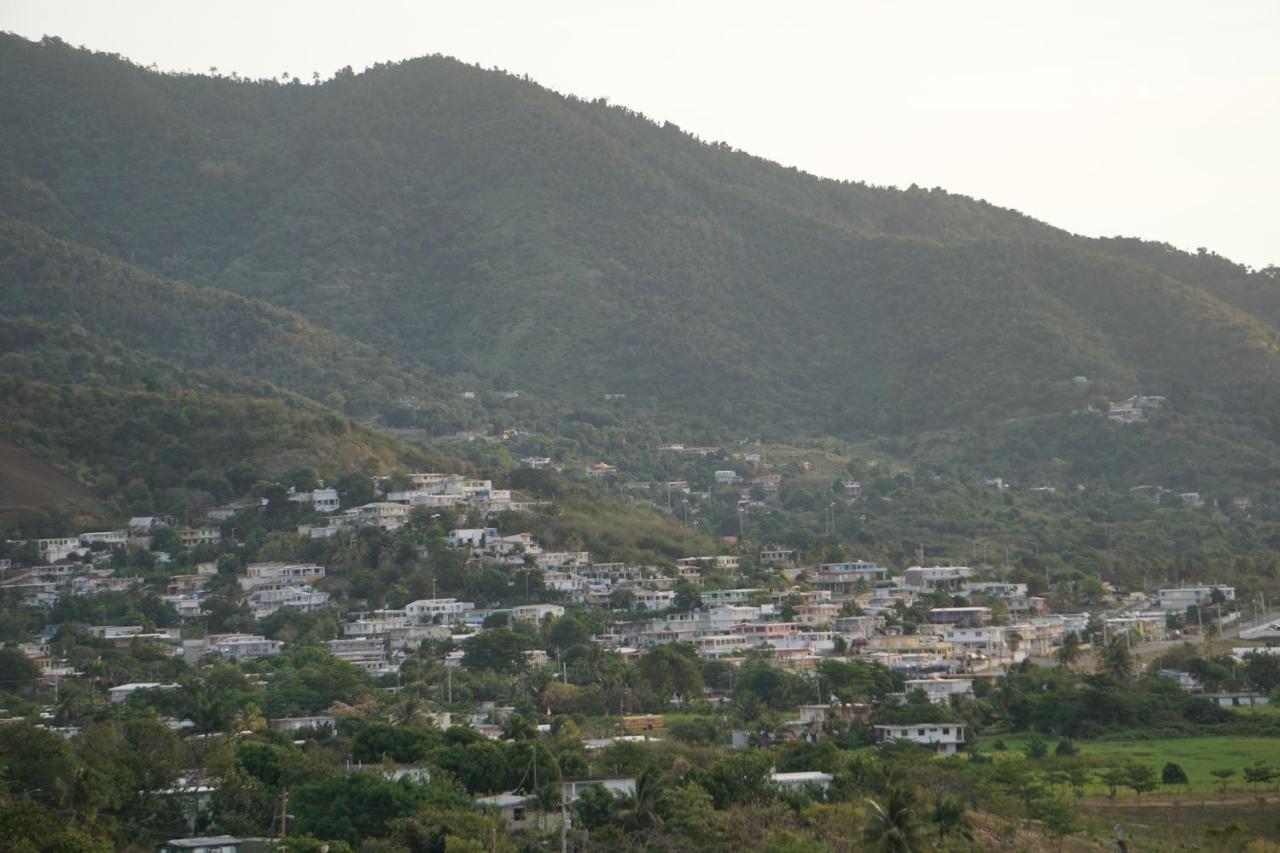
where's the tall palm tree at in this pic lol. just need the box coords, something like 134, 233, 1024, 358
863, 786, 921, 853
1055, 632, 1082, 669
615, 767, 666, 837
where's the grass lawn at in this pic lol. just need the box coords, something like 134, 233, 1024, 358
975, 733, 1280, 793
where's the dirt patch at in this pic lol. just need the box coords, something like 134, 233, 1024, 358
0, 439, 100, 521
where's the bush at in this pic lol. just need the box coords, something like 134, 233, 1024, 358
1162, 762, 1189, 785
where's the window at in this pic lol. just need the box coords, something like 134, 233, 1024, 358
942, 727, 949, 735
918, 729, 925, 736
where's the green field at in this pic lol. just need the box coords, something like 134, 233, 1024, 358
977, 734, 1280, 793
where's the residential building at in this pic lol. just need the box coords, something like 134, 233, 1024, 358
237, 562, 325, 591
902, 566, 973, 591
873, 723, 966, 755
902, 677, 974, 705
771, 771, 833, 792
1158, 586, 1236, 612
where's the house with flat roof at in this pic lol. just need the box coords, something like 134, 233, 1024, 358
873, 723, 966, 755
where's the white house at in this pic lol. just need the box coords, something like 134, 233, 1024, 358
1158, 586, 1235, 612
406, 597, 476, 622
448, 528, 498, 548
873, 723, 966, 755
903, 677, 974, 705
771, 771, 833, 792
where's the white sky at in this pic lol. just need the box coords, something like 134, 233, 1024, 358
5, 0, 1278, 268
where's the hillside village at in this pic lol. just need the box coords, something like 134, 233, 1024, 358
3, 24, 1280, 853
5, 462, 1280, 849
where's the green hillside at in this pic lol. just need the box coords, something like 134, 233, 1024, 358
0, 372, 443, 530
3, 34, 1279, 442
0, 214, 459, 416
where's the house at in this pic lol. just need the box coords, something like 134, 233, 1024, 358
1104, 612, 1166, 642
177, 527, 222, 547
928, 607, 992, 627
873, 723, 966, 755
326, 637, 397, 674
561, 775, 637, 802
1156, 669, 1202, 692
1158, 586, 1235, 612
771, 771, 833, 792
351, 501, 411, 530
902, 677, 974, 705
714, 470, 739, 483
202, 634, 284, 660
902, 566, 973, 591
238, 562, 325, 591
447, 528, 497, 548
476, 793, 543, 832
109, 682, 180, 703
79, 530, 129, 548
699, 588, 763, 606
405, 597, 476, 622
760, 547, 795, 564
1207, 692, 1269, 708
247, 584, 329, 619
156, 836, 244, 853
586, 462, 616, 478
269, 715, 337, 733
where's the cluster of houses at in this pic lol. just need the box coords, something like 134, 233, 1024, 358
298, 473, 541, 539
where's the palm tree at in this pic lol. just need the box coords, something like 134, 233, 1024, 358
1056, 632, 1082, 669
863, 786, 921, 852
1099, 638, 1133, 682
615, 767, 666, 836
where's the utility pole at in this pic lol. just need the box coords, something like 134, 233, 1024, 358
279, 788, 289, 840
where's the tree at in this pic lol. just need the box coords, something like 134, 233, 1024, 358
1064, 766, 1092, 800
0, 647, 40, 692
1024, 734, 1048, 760
1209, 768, 1236, 793
1100, 765, 1129, 799
613, 767, 666, 836
1055, 632, 1081, 669
1100, 638, 1133, 683
1124, 764, 1156, 798
1243, 762, 1275, 790
573, 782, 614, 830
672, 580, 702, 613
1161, 762, 1189, 786
930, 795, 970, 841
461, 628, 529, 674
1033, 797, 1080, 851
862, 786, 921, 853
660, 782, 720, 847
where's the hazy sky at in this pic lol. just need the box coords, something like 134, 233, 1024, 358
6, 1, 1278, 267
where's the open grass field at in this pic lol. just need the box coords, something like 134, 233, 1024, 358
977, 733, 1280, 794
1075, 795, 1280, 851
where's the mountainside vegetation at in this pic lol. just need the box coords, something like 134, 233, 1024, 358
0, 372, 441, 530
3, 33, 1279, 441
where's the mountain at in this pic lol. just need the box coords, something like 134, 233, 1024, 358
0, 215, 460, 526
1, 33, 1279, 446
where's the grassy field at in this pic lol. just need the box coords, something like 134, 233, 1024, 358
976, 733, 1280, 794
1075, 796, 1280, 851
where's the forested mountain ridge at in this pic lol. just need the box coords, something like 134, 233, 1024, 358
2, 32, 1279, 441
0, 214, 456, 414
